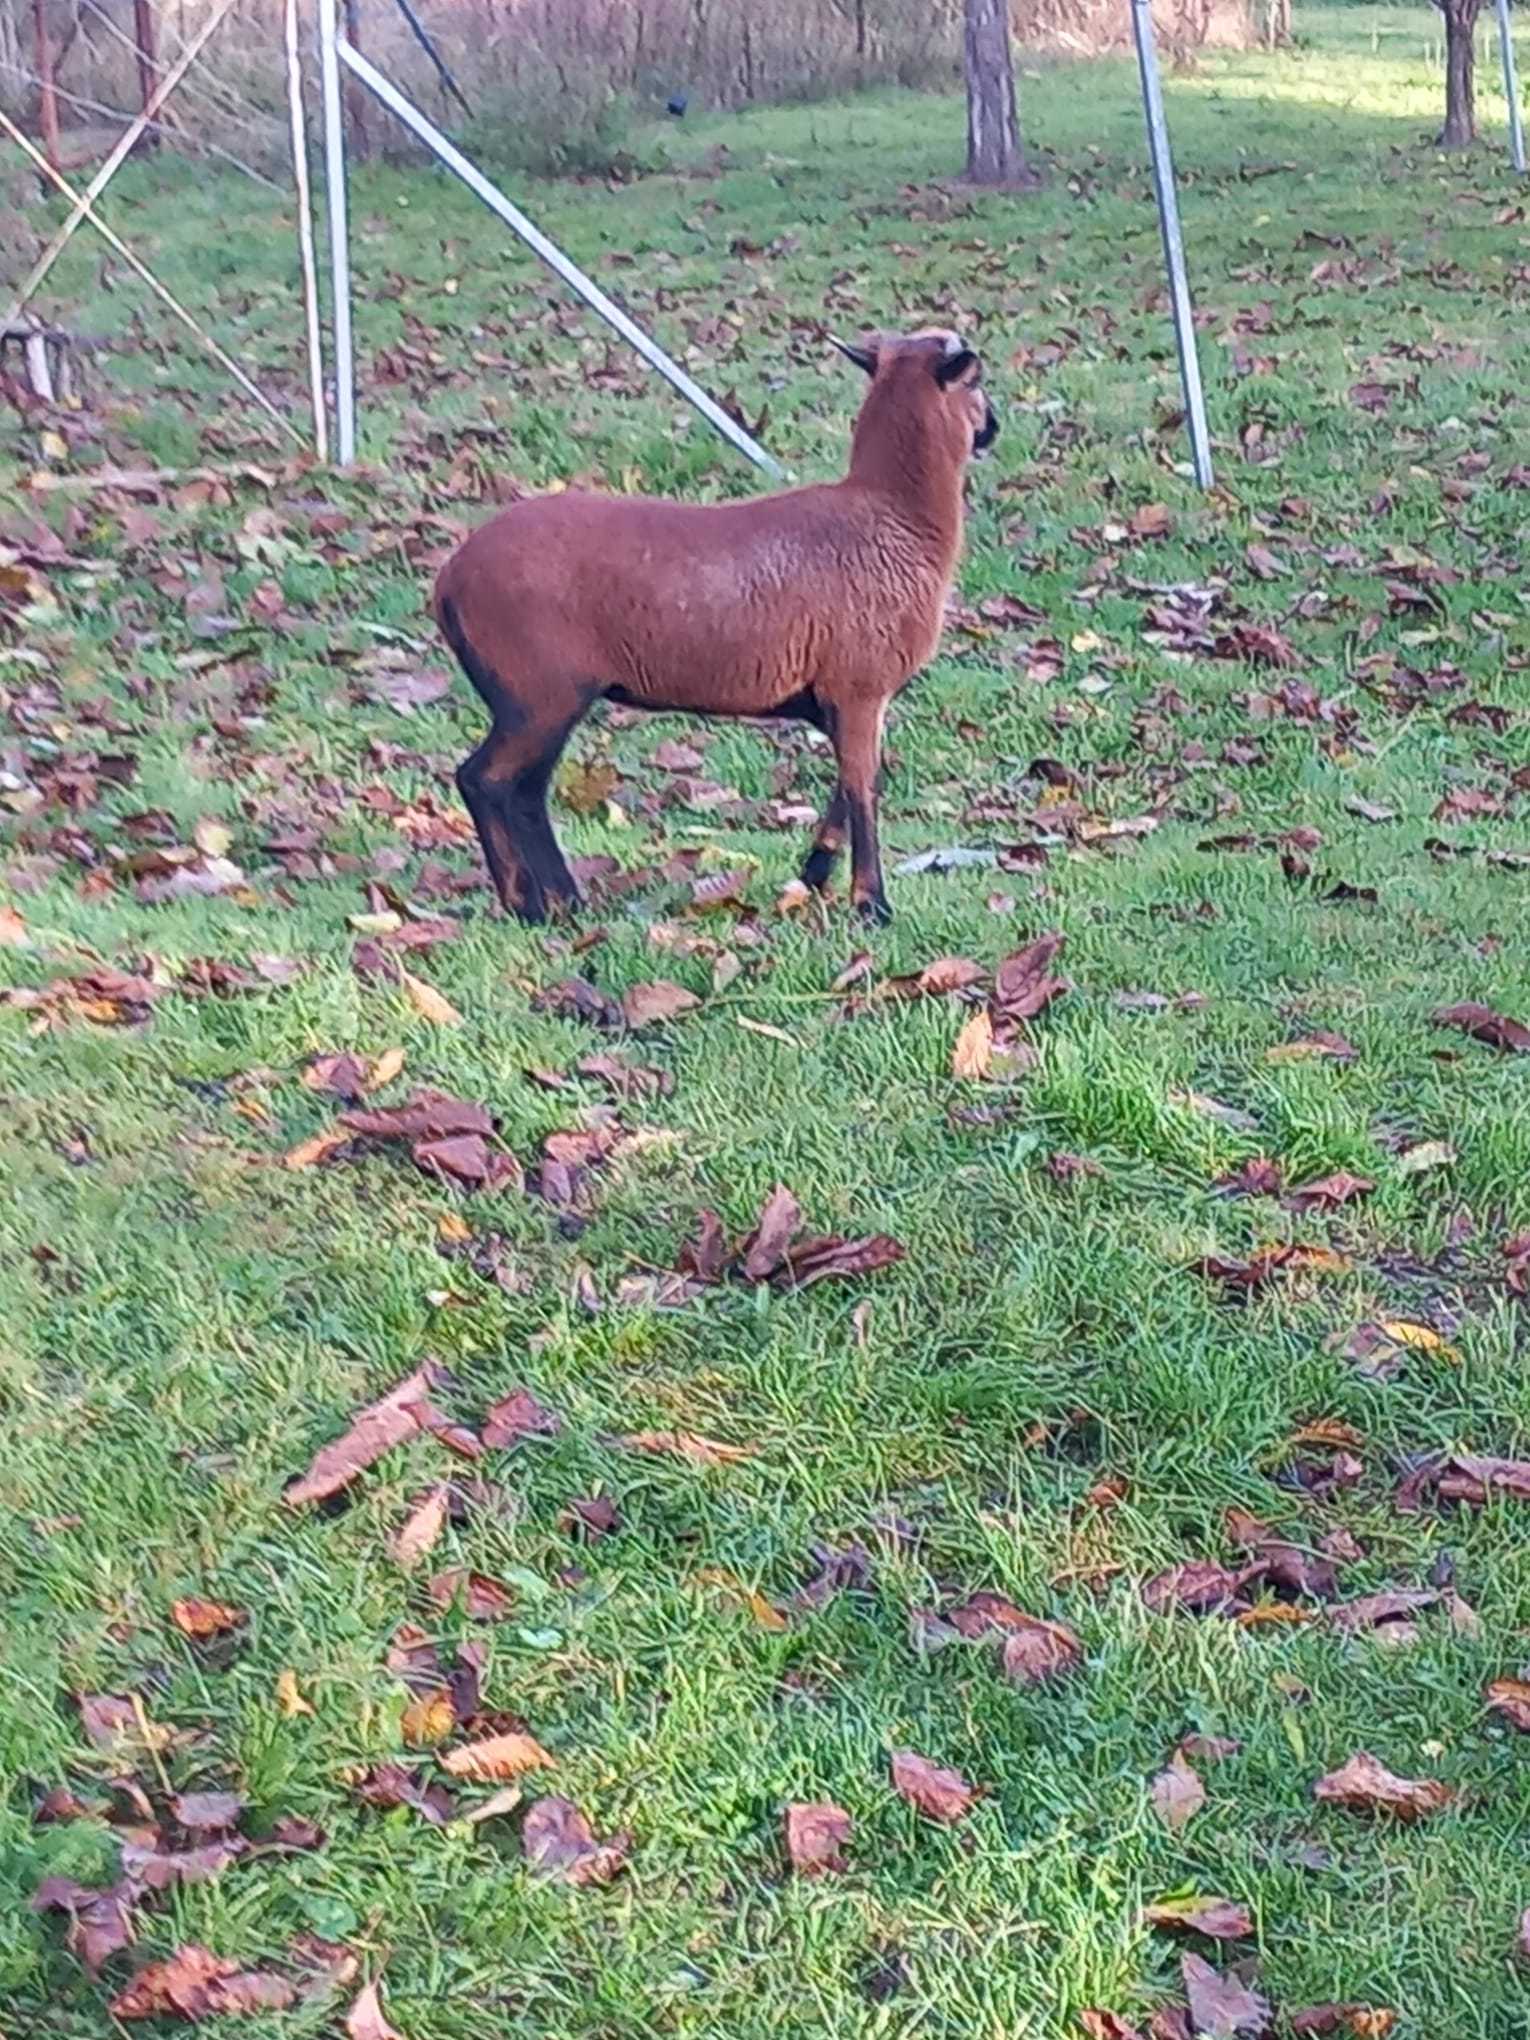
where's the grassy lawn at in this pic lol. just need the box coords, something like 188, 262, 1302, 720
6, 9, 1530, 2033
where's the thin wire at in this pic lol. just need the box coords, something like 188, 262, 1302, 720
74, 0, 279, 143
0, 56, 281, 185
0, 105, 303, 444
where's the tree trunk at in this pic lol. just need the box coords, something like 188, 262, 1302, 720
1438, 0, 1481, 147
963, 0, 1030, 186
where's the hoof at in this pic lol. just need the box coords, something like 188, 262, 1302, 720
853, 892, 893, 927
800, 849, 836, 893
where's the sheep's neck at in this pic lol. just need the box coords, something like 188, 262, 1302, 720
845, 413, 965, 559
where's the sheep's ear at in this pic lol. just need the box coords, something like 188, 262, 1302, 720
935, 347, 980, 389
828, 334, 878, 376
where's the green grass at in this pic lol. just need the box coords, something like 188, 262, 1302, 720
5, 10, 1530, 2034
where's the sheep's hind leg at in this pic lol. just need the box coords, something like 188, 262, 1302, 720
833, 698, 892, 925
457, 734, 547, 922
457, 707, 586, 925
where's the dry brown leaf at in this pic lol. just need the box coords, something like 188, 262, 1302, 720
889, 1748, 977, 1823
1432, 1001, 1530, 1054
952, 1008, 994, 1079
440, 1731, 556, 1781
1312, 1750, 1452, 1819
481, 1385, 563, 1449
522, 1794, 631, 1884
284, 1126, 351, 1171
428, 1568, 516, 1621
784, 1800, 852, 1876
283, 1361, 445, 1507
1143, 1895, 1253, 1940
1289, 2009, 1397, 2037
1181, 1951, 1271, 2037
621, 1429, 752, 1467
457, 1784, 523, 1826
622, 979, 701, 1028
275, 1667, 314, 1717
1000, 1613, 1083, 1686
391, 1486, 449, 1569
400, 968, 462, 1027
1151, 1750, 1207, 1832
31, 1877, 136, 1972
170, 1596, 245, 1639
110, 1945, 296, 2020
346, 1979, 406, 2040
400, 1690, 456, 1747
1485, 1675, 1530, 1731
740, 1183, 803, 1281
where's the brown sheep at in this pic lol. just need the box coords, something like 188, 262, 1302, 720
433, 327, 997, 924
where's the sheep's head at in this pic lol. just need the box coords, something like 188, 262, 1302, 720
831, 328, 999, 462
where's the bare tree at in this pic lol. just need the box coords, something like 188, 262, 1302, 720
1436, 0, 1483, 147
963, 0, 1035, 184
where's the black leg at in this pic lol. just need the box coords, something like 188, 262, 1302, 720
801, 782, 848, 891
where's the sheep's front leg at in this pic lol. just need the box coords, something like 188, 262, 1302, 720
801, 782, 848, 891
833, 698, 891, 925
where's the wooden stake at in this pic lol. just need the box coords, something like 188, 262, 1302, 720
133, 0, 161, 149
0, 106, 303, 443
284, 0, 328, 459
4, 0, 239, 326
32, 0, 61, 171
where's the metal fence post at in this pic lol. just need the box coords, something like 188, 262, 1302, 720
1130, 0, 1214, 490
318, 0, 357, 463
1497, 0, 1527, 173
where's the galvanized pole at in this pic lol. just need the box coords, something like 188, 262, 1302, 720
318, 0, 357, 463
1496, 0, 1527, 172
1130, 0, 1213, 489
333, 37, 787, 480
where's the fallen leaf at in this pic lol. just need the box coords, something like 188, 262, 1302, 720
620, 1429, 752, 1467
1152, 1751, 1207, 1831
1329, 1589, 1440, 1634
991, 932, 1069, 1025
1395, 1139, 1455, 1176
275, 1667, 314, 1717
1080, 2015, 1146, 2040
284, 1361, 447, 1507
1284, 1171, 1373, 1211
1266, 1032, 1357, 1063
784, 1800, 852, 1876
340, 1095, 491, 1142
1289, 2008, 1397, 2036
889, 1748, 977, 1823
1312, 1750, 1452, 1819
170, 1596, 245, 1639
428, 1568, 515, 1620
456, 1784, 523, 1826
32, 1877, 136, 1971
400, 968, 462, 1027
391, 1486, 449, 1568
741, 1184, 803, 1281
440, 1730, 556, 1781
1142, 1561, 1245, 1615
172, 1790, 245, 1830
481, 1385, 563, 1449
400, 1690, 456, 1746
777, 1232, 906, 1288
284, 1126, 351, 1171
522, 1795, 631, 1883
1000, 1613, 1083, 1686
1485, 1675, 1530, 1731
952, 1008, 994, 1079
1144, 1896, 1253, 1941
351, 1761, 455, 1824
1181, 1951, 1271, 2037
622, 980, 700, 1028
346, 1978, 406, 2040
560, 1494, 621, 1539
119, 1835, 245, 1890
1432, 1001, 1530, 1054
110, 1945, 296, 2019
77, 1692, 167, 1752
